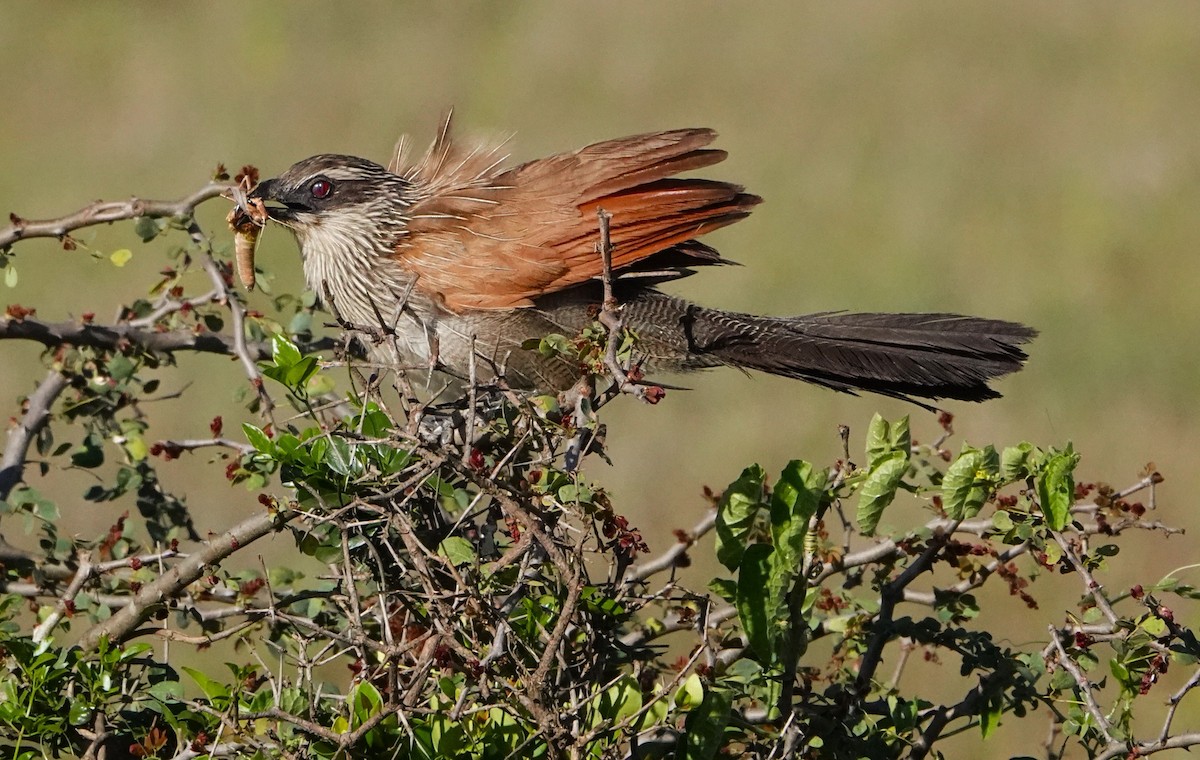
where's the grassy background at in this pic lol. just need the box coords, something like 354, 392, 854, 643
2, 3, 1199, 754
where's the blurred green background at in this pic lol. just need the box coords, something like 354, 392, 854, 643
2, 3, 1199, 754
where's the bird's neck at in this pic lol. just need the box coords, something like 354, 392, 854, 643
296, 218, 416, 329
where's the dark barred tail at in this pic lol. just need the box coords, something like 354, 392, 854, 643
665, 303, 1037, 404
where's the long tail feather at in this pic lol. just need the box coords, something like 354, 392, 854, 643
617, 293, 1036, 405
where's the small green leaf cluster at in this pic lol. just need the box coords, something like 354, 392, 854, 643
0, 602, 165, 759
521, 323, 638, 377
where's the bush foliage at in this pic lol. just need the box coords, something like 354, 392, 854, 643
0, 177, 1195, 760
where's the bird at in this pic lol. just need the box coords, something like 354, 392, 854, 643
246, 116, 1035, 405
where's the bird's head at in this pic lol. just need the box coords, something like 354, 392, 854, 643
250, 154, 413, 249
246, 154, 418, 309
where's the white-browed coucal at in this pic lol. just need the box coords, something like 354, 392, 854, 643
246, 118, 1035, 404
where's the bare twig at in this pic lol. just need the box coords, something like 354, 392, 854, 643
855, 522, 957, 695
1049, 527, 1119, 625
0, 182, 231, 251
154, 437, 254, 455
622, 508, 716, 587
0, 315, 330, 360
594, 208, 661, 404
0, 369, 68, 501
78, 506, 296, 650
31, 551, 94, 643
1047, 624, 1116, 744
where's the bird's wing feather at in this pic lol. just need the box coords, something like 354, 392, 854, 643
392, 121, 760, 311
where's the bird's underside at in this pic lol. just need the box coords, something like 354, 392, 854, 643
249, 116, 1036, 405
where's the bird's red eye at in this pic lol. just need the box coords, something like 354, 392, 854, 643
310, 179, 333, 199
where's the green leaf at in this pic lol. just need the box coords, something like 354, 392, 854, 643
1001, 442, 1039, 482
33, 499, 60, 521
708, 577, 737, 603
557, 482, 593, 504
1038, 540, 1063, 570
857, 451, 908, 535
715, 465, 764, 571
683, 686, 732, 760
1037, 444, 1079, 531
865, 414, 910, 466
288, 311, 313, 335
858, 416, 912, 534
674, 673, 705, 710
324, 437, 359, 477
766, 460, 824, 638
594, 675, 642, 723
106, 353, 136, 381
68, 700, 91, 726
286, 356, 319, 389
770, 460, 824, 570
992, 510, 1015, 532
735, 542, 774, 661
242, 423, 274, 455
942, 444, 999, 520
1140, 615, 1168, 637
181, 666, 230, 700
147, 680, 183, 701
980, 694, 1001, 739
109, 248, 133, 267
133, 216, 164, 242
71, 434, 105, 469
438, 537, 476, 566
271, 333, 303, 368
533, 333, 574, 358
3, 265, 16, 287
350, 681, 383, 727
122, 435, 148, 462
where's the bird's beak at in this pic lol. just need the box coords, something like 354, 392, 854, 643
248, 179, 289, 221
248, 178, 312, 222
248, 178, 277, 202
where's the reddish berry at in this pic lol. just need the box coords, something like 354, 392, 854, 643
468, 448, 486, 470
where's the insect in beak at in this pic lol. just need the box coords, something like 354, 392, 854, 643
227, 176, 269, 290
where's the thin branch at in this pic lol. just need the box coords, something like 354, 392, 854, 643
78, 506, 297, 650
190, 217, 276, 420
31, 551, 94, 643
0, 316, 281, 357
155, 437, 254, 455
1049, 527, 1119, 626
1094, 732, 1200, 760
0, 182, 231, 250
855, 522, 957, 695
594, 208, 661, 404
1159, 667, 1200, 743
909, 677, 992, 760
1047, 623, 1116, 744
0, 369, 68, 501
622, 508, 716, 586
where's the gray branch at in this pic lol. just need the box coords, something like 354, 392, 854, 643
0, 369, 69, 501
78, 507, 297, 650
0, 182, 232, 250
